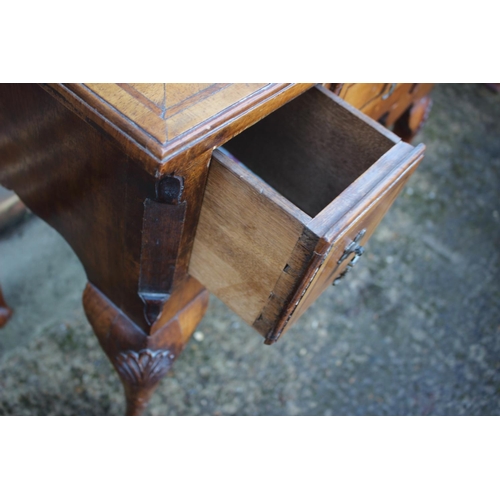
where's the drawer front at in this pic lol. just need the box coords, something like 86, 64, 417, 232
277, 152, 423, 339
189, 85, 425, 343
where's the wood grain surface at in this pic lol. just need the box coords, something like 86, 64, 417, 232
224, 85, 398, 217
335, 83, 387, 110
84, 83, 268, 143
43, 83, 315, 170
189, 150, 309, 325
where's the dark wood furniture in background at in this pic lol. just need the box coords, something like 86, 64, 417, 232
0, 185, 26, 326
0, 83, 432, 415
0, 285, 12, 327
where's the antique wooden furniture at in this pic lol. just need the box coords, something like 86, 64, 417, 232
330, 83, 434, 141
0, 83, 429, 415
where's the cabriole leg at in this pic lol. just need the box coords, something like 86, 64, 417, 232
83, 278, 209, 416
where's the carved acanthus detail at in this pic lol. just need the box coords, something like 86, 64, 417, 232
115, 349, 175, 387
83, 281, 209, 415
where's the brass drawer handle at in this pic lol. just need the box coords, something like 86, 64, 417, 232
381, 83, 397, 100
333, 229, 366, 286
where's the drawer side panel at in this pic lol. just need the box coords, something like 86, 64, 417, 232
189, 153, 309, 325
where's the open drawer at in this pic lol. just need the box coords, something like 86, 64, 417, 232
189, 85, 425, 344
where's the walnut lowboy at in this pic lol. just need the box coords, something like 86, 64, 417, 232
190, 86, 424, 343
0, 83, 425, 414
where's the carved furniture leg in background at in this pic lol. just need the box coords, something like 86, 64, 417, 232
393, 96, 433, 143
0, 285, 13, 327
83, 277, 209, 415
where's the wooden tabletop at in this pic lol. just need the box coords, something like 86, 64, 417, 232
83, 84, 270, 143
44, 83, 314, 171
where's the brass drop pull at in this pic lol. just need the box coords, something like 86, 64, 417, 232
381, 83, 397, 100
332, 229, 366, 286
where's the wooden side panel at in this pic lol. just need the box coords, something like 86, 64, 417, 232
0, 83, 155, 330
189, 150, 310, 326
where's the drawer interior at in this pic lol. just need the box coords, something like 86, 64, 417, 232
222, 85, 397, 217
